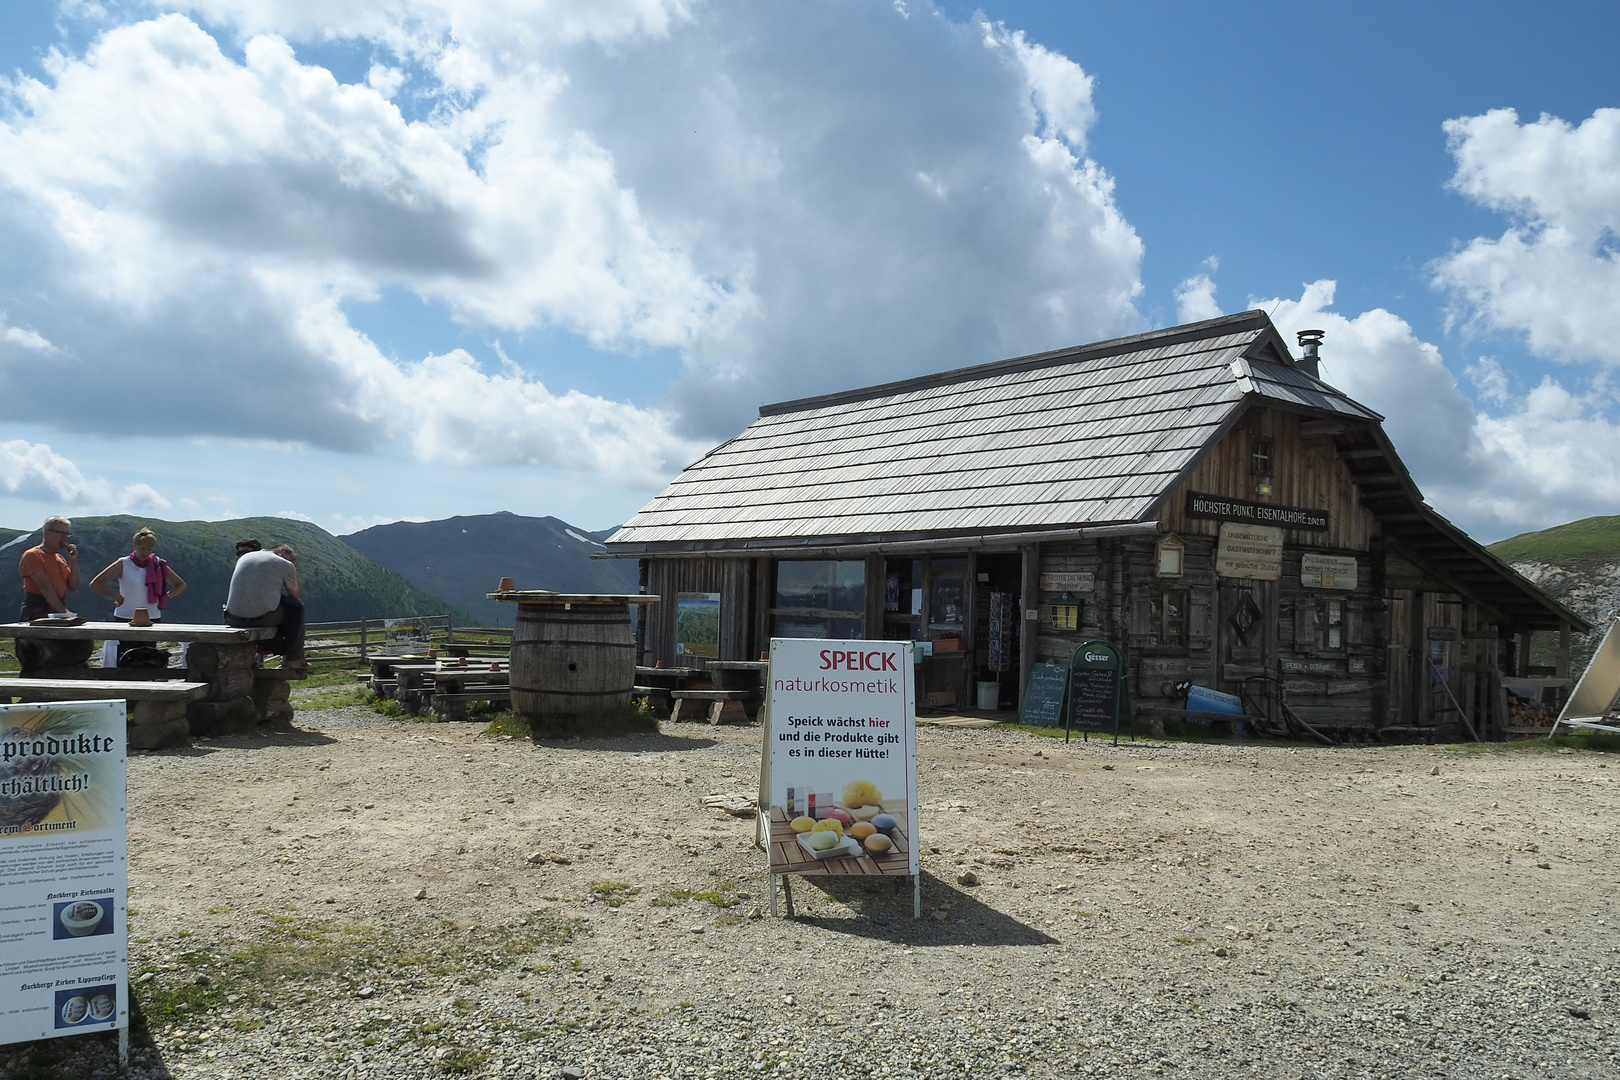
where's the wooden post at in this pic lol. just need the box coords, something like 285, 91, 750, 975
1018, 543, 1039, 710
1517, 631, 1532, 678
1556, 622, 1572, 712
446, 612, 455, 646
360, 617, 368, 660
864, 553, 885, 641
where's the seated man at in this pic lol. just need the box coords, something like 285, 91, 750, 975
18, 515, 80, 620
224, 543, 304, 663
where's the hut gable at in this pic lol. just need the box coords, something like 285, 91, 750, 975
610, 311, 1375, 552
1157, 407, 1381, 553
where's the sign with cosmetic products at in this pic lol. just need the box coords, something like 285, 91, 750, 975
0, 701, 129, 1047
761, 639, 918, 878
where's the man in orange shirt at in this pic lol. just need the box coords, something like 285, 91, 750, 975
18, 515, 81, 620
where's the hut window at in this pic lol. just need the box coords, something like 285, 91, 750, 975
1314, 598, 1344, 651
771, 560, 866, 639
1149, 588, 1187, 647
1250, 437, 1274, 476
1155, 534, 1185, 577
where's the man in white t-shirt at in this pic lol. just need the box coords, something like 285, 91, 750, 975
224, 543, 304, 663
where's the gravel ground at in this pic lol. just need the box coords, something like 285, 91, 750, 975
3, 704, 1617, 1080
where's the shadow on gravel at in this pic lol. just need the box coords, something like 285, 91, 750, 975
0, 1023, 172, 1080
532, 733, 720, 753
151, 724, 339, 755
789, 871, 1058, 948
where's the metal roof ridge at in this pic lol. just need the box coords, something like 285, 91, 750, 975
757, 311, 1274, 418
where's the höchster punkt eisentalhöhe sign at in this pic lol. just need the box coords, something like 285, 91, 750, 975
762, 639, 918, 878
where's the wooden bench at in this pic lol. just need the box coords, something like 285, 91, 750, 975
429, 688, 512, 721
669, 689, 749, 726
0, 677, 210, 750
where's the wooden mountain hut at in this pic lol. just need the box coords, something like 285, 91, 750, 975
603, 311, 1586, 739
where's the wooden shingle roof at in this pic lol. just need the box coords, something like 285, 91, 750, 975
609, 311, 1373, 551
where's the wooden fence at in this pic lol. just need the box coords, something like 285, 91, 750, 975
304, 614, 513, 665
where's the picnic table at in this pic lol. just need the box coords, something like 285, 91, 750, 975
0, 620, 279, 748
706, 659, 769, 720
764, 805, 911, 877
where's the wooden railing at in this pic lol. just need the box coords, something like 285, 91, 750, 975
303, 615, 513, 665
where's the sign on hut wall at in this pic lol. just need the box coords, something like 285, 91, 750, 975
1039, 572, 1095, 593
1186, 491, 1330, 531
1215, 522, 1284, 580
1300, 553, 1358, 590
0, 701, 128, 1048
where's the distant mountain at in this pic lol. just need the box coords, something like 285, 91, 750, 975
1, 516, 455, 625
1488, 515, 1620, 670
341, 512, 637, 628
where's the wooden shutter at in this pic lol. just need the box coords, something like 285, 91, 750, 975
1129, 595, 1152, 641
1188, 588, 1212, 650
1294, 597, 1317, 650
1345, 600, 1362, 648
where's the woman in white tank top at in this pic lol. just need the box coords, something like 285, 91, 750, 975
88, 526, 188, 621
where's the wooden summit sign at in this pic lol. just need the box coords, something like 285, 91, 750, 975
1186, 491, 1329, 532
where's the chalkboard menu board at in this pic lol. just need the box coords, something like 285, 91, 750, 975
1019, 662, 1070, 726
1068, 640, 1122, 736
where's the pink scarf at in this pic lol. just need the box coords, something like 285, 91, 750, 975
130, 552, 168, 610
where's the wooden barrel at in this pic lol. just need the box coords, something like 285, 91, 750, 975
509, 599, 635, 720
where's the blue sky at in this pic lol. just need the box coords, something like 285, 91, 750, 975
0, 1, 1617, 541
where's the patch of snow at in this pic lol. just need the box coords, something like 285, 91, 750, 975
566, 529, 604, 547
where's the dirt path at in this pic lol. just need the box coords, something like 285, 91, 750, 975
4, 708, 1617, 1079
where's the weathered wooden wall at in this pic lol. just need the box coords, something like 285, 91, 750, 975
1160, 408, 1379, 551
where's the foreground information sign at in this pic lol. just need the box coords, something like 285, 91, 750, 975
0, 701, 128, 1046
762, 639, 918, 878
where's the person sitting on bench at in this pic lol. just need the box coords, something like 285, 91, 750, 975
17, 515, 80, 620
224, 542, 304, 664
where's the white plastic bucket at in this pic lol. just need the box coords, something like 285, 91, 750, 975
976, 680, 999, 710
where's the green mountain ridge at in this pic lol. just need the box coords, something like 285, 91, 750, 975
1, 515, 456, 624
340, 511, 636, 628
1487, 514, 1620, 670
1488, 515, 1620, 568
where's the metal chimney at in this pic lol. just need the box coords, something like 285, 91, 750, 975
1296, 329, 1324, 379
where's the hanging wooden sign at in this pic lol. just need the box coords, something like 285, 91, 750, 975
1187, 491, 1329, 531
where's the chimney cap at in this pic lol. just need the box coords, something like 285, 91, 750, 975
1296, 329, 1325, 349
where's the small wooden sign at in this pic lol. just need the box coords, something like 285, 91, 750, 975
1039, 571, 1095, 593
1216, 522, 1283, 580
1300, 553, 1358, 590
1280, 658, 1339, 675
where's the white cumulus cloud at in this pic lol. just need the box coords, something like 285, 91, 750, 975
0, 439, 172, 514
1433, 107, 1620, 367
0, 1, 1147, 480
1260, 280, 1620, 538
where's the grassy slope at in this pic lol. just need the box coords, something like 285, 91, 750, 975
341, 511, 636, 628
0, 515, 457, 624
1487, 515, 1620, 568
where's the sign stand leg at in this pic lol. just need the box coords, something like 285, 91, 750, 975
782, 875, 795, 918
767, 872, 778, 918
119, 1027, 129, 1070
913, 874, 921, 919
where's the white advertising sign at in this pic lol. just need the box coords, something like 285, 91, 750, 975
1215, 522, 1284, 580
0, 701, 129, 1046
1300, 553, 1358, 590
762, 639, 917, 878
